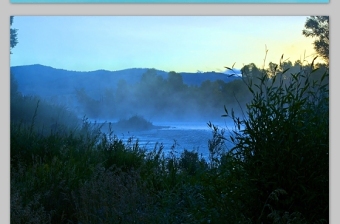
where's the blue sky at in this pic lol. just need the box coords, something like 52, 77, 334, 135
10, 16, 322, 73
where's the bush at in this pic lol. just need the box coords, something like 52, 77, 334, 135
222, 64, 329, 223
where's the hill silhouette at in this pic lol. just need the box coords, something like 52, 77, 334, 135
10, 64, 241, 98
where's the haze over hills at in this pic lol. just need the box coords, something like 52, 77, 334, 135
10, 64, 244, 121
10, 64, 241, 98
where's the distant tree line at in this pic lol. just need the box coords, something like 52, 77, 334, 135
74, 69, 248, 121
74, 59, 328, 121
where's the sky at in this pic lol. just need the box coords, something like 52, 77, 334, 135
10, 16, 323, 73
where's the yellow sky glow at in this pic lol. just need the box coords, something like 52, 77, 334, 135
10, 16, 324, 73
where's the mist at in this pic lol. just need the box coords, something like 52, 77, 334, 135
11, 65, 249, 125
72, 69, 250, 124
11, 60, 328, 131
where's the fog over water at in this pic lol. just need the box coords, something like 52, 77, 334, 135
92, 118, 236, 159
12, 65, 248, 158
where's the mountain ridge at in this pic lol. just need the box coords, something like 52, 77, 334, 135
10, 64, 241, 96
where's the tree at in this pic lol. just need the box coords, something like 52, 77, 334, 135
167, 71, 184, 92
302, 16, 329, 64
241, 63, 261, 79
10, 16, 18, 54
10, 16, 19, 96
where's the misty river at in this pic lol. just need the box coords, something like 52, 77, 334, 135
101, 121, 235, 159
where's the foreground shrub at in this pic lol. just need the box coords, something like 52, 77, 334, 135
74, 166, 154, 223
221, 63, 329, 223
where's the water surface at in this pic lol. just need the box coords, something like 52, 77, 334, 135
108, 121, 235, 159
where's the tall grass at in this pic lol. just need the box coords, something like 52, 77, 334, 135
11, 60, 328, 223
220, 60, 329, 223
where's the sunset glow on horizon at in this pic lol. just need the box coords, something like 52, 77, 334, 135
10, 16, 323, 73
